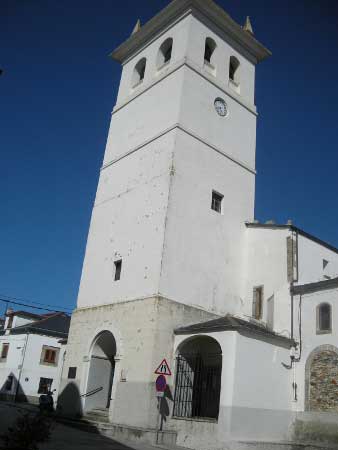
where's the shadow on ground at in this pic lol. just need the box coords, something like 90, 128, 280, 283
41, 422, 138, 450
0, 402, 138, 450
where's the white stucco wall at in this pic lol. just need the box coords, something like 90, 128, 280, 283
241, 227, 291, 335
293, 288, 338, 412
159, 129, 255, 315
116, 15, 190, 107
4, 315, 35, 330
77, 9, 259, 314
186, 16, 256, 105
77, 132, 176, 309
116, 14, 256, 109
173, 331, 293, 447
0, 333, 65, 402
297, 234, 338, 285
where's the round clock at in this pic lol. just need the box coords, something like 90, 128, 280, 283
214, 98, 228, 117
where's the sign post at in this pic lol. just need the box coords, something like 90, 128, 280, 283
154, 359, 171, 435
154, 359, 172, 376
156, 374, 167, 393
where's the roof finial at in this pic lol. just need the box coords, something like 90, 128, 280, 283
243, 16, 254, 35
131, 19, 141, 36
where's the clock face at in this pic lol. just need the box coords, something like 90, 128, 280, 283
214, 98, 228, 117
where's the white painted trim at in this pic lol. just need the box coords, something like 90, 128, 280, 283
101, 125, 177, 171
101, 123, 256, 175
177, 124, 256, 174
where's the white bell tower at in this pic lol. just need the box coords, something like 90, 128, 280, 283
61, 0, 271, 431
77, 0, 270, 316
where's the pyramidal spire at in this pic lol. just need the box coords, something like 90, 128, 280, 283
131, 19, 141, 36
243, 16, 254, 35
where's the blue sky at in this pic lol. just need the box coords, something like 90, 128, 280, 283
1, 0, 338, 313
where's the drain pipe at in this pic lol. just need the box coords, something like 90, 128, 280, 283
14, 333, 29, 402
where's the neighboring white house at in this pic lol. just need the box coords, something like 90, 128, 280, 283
57, 0, 338, 448
0, 310, 70, 404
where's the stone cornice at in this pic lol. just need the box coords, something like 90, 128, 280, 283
291, 278, 338, 296
111, 0, 271, 64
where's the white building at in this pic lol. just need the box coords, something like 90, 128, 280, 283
0, 310, 70, 404
58, 0, 338, 447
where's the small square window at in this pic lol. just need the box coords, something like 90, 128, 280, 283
41, 346, 59, 365
211, 191, 223, 213
68, 367, 77, 379
38, 377, 53, 394
114, 260, 122, 281
1, 343, 9, 360
44, 349, 56, 363
253, 286, 264, 320
7, 316, 13, 329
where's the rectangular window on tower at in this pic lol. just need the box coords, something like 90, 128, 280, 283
114, 260, 122, 281
211, 191, 223, 214
252, 286, 264, 320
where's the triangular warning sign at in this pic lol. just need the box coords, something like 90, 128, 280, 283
155, 358, 172, 376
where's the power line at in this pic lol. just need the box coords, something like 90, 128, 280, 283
0, 292, 74, 311
0, 295, 73, 314
0, 298, 72, 314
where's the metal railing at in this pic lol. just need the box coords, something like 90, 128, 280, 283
81, 386, 103, 398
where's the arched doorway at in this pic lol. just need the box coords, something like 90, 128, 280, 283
173, 336, 222, 420
305, 345, 338, 412
85, 331, 116, 412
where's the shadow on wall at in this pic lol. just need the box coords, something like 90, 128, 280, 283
0, 372, 27, 403
57, 382, 83, 418
158, 385, 173, 430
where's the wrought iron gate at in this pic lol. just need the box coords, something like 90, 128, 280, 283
173, 353, 221, 419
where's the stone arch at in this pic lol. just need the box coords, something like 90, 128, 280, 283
85, 330, 117, 412
173, 335, 222, 419
305, 345, 338, 411
86, 323, 124, 360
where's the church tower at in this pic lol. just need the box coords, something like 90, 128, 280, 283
60, 0, 270, 435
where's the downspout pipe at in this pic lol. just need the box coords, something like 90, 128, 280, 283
14, 332, 29, 402
290, 227, 299, 341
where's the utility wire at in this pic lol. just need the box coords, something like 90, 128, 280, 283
0, 296, 73, 314
0, 292, 73, 312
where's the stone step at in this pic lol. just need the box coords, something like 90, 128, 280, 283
56, 416, 178, 447
292, 418, 338, 447
86, 408, 109, 416
233, 440, 337, 450
84, 410, 110, 424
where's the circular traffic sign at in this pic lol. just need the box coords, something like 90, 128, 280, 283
155, 374, 167, 392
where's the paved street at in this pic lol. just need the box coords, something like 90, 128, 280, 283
0, 403, 169, 450
41, 423, 143, 450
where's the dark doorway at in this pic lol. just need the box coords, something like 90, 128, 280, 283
173, 336, 222, 420
86, 331, 116, 412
